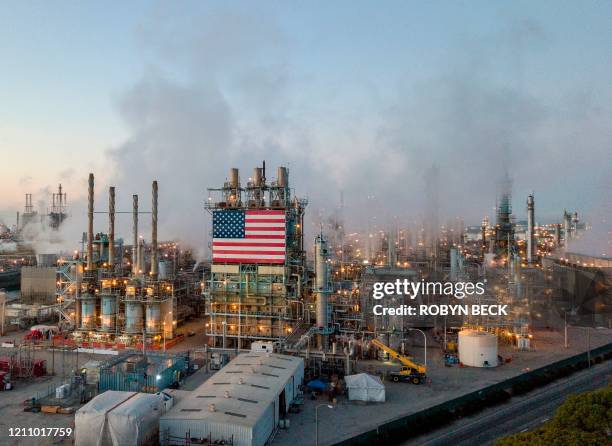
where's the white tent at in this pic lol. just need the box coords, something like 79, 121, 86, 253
344, 373, 385, 402
75, 391, 164, 446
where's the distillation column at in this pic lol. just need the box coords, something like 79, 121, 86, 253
87, 173, 94, 271
527, 194, 535, 264
151, 181, 158, 279
315, 233, 331, 350
132, 195, 139, 275
108, 186, 115, 269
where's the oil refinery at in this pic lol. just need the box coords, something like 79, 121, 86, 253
0, 162, 609, 446
1, 2, 611, 445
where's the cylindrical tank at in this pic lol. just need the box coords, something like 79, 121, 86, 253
252, 167, 263, 187
458, 329, 498, 367
146, 302, 161, 334
101, 294, 117, 331
80, 296, 96, 329
158, 260, 174, 280
229, 168, 239, 188
125, 301, 143, 333
277, 166, 288, 188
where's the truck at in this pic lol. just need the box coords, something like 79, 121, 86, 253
371, 339, 427, 384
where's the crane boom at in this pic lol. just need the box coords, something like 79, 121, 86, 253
371, 339, 426, 375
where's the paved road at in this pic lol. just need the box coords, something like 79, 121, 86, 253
406, 361, 612, 446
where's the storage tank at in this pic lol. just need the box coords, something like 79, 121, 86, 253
158, 260, 173, 280
458, 329, 498, 367
80, 295, 96, 329
145, 302, 161, 334
125, 302, 143, 333
101, 294, 117, 331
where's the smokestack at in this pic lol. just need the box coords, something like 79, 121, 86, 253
229, 168, 239, 188
87, 173, 94, 271
527, 194, 534, 264
151, 181, 158, 279
132, 194, 138, 275
252, 167, 263, 187
138, 239, 145, 274
16, 212, 19, 229
262, 160, 266, 183
228, 168, 239, 207
277, 166, 288, 188
108, 187, 115, 269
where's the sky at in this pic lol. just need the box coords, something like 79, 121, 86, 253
0, 1, 610, 254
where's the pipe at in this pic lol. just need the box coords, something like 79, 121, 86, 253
527, 194, 534, 264
151, 181, 158, 279
132, 194, 138, 275
138, 239, 145, 276
87, 173, 94, 271
108, 187, 115, 269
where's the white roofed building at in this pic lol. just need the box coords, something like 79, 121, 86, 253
160, 352, 304, 446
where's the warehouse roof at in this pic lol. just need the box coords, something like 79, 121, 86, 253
161, 352, 303, 427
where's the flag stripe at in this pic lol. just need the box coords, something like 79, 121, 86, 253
245, 234, 285, 239
245, 218, 285, 223
214, 249, 284, 254
213, 258, 285, 264
213, 241, 285, 247
244, 226, 285, 231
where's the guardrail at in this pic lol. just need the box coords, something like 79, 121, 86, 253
333, 342, 612, 446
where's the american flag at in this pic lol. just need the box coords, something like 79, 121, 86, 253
212, 210, 286, 264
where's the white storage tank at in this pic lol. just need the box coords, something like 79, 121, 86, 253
458, 329, 498, 367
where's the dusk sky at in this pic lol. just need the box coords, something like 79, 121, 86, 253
1, 1, 610, 249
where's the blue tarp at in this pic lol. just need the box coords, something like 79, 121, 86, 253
306, 379, 328, 390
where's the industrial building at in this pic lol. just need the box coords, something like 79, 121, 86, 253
203, 165, 308, 349
159, 352, 304, 446
47, 173, 202, 349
